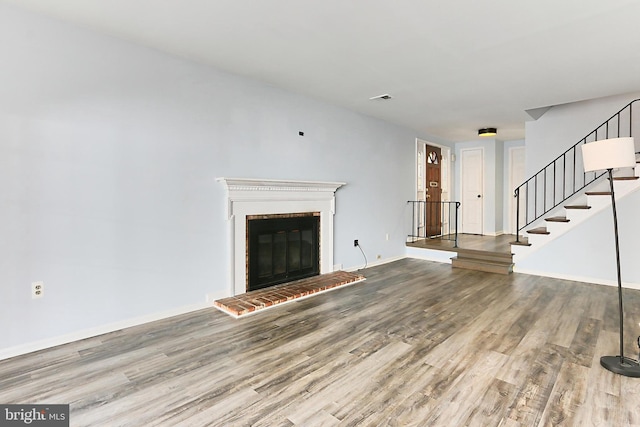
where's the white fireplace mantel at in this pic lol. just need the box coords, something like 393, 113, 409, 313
217, 178, 346, 296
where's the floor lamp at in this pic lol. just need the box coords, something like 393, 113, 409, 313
581, 137, 640, 377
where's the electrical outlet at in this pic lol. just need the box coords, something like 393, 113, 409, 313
354, 239, 359, 247
32, 281, 44, 299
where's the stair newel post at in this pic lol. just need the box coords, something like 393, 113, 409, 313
454, 202, 460, 248
515, 188, 520, 243
423, 200, 427, 239
409, 201, 415, 242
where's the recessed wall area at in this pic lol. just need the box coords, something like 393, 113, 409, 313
217, 178, 345, 296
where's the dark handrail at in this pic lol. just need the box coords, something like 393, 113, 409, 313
515, 99, 639, 242
407, 200, 460, 248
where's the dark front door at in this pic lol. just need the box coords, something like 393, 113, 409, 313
425, 145, 442, 237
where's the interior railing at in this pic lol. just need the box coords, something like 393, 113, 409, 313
407, 200, 460, 247
515, 99, 640, 243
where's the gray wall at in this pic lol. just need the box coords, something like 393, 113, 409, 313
0, 5, 437, 354
525, 91, 640, 175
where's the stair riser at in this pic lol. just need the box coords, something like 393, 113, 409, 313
584, 196, 608, 209
612, 180, 640, 192
455, 249, 513, 260
564, 209, 592, 222
544, 221, 569, 235
455, 253, 513, 263
451, 258, 513, 275
526, 233, 549, 246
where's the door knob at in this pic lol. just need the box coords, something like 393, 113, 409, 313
477, 195, 481, 198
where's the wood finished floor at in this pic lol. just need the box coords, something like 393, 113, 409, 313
2, 258, 640, 426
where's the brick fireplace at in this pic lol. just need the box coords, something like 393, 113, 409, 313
217, 178, 345, 296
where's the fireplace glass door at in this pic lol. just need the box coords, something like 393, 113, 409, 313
248, 215, 320, 291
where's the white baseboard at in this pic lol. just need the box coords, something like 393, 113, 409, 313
513, 267, 640, 291
0, 301, 212, 361
483, 231, 504, 237
344, 255, 406, 272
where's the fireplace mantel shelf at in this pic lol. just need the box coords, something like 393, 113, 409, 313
217, 178, 346, 193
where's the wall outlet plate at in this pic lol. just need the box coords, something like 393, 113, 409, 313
32, 281, 44, 299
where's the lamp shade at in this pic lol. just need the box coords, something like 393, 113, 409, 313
581, 137, 636, 173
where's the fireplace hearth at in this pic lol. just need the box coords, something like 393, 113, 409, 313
247, 213, 320, 291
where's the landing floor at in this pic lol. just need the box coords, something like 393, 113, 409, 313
406, 233, 517, 254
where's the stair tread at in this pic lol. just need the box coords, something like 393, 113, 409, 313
612, 176, 639, 181
527, 227, 550, 235
510, 240, 532, 247
565, 205, 591, 209
585, 191, 611, 195
545, 216, 569, 222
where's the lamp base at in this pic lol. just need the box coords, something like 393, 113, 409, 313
600, 356, 640, 377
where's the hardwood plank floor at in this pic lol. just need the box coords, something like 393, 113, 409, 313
2, 258, 640, 426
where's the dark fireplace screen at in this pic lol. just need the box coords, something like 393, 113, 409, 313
247, 215, 320, 291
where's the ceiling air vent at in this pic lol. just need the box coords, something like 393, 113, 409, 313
369, 94, 393, 100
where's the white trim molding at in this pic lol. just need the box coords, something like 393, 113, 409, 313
217, 178, 346, 296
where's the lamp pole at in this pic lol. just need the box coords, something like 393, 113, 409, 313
600, 168, 640, 376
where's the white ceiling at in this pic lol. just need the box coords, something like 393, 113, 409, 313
4, 0, 640, 142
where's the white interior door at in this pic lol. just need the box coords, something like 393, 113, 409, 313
461, 148, 484, 234
508, 146, 526, 235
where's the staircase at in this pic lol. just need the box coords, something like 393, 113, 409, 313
511, 99, 640, 263
451, 248, 513, 275
511, 166, 640, 262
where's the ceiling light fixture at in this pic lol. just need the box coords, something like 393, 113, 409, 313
478, 128, 497, 137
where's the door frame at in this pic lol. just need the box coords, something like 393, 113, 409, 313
415, 139, 452, 237
460, 147, 484, 235
415, 139, 451, 202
